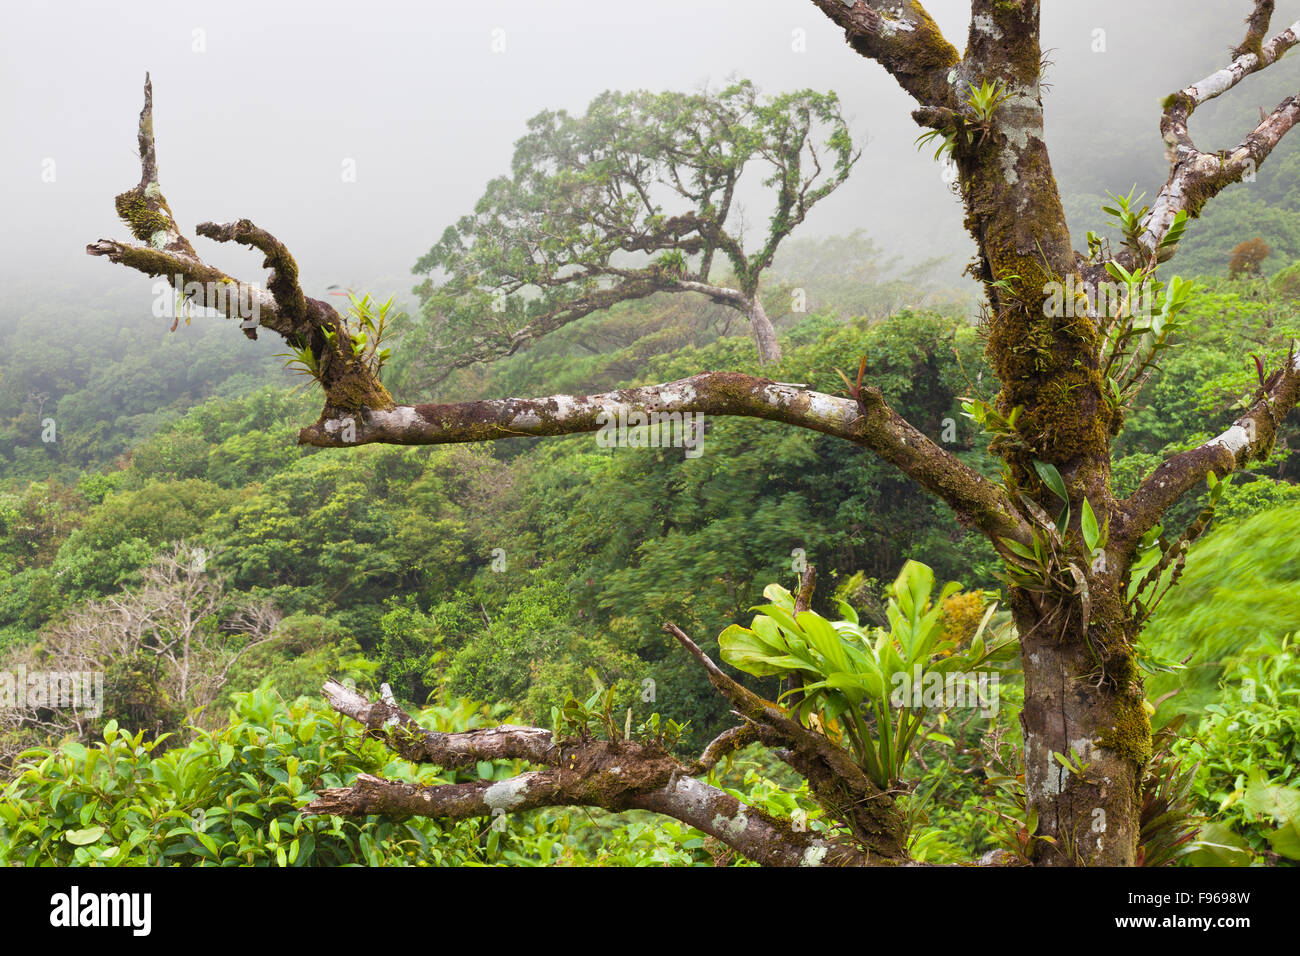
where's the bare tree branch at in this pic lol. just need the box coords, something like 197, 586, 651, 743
1114, 349, 1300, 549
691, 724, 759, 772
1137, 7, 1300, 255
297, 371, 1029, 545
321, 679, 559, 767
87, 76, 1026, 557
87, 75, 393, 411
305, 682, 866, 866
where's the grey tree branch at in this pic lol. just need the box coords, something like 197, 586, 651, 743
297, 371, 1029, 546
1137, 8, 1300, 254
306, 681, 865, 866
1114, 349, 1300, 549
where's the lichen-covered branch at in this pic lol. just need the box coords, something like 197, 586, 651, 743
297, 371, 1029, 546
1137, 6, 1300, 255
305, 681, 866, 867
87, 74, 393, 413
808, 0, 960, 109
320, 679, 559, 767
1114, 350, 1300, 550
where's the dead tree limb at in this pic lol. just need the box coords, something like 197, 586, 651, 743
1137, 3, 1300, 255
306, 680, 870, 866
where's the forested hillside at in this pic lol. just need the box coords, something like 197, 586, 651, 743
4, 227, 1299, 865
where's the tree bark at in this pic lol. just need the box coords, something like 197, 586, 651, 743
1014, 598, 1146, 866
747, 296, 782, 366
955, 0, 1133, 864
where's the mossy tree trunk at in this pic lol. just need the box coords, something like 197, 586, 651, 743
950, 0, 1142, 866
810, 0, 1300, 865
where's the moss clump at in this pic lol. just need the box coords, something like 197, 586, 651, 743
114, 187, 173, 243
1026, 366, 1110, 460
908, 8, 962, 72
324, 370, 394, 412
1097, 700, 1153, 770
1233, 36, 1265, 61
1097, 645, 1152, 772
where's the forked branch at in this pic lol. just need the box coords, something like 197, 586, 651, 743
1115, 348, 1300, 549
808, 1, 960, 109
305, 680, 866, 866
1138, 2, 1300, 255
87, 75, 393, 413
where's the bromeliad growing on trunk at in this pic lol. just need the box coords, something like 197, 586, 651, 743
720, 561, 1015, 793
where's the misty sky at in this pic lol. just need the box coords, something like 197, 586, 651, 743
4, 0, 1299, 309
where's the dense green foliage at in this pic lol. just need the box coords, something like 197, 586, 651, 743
5, 228, 1300, 864
0, 687, 751, 866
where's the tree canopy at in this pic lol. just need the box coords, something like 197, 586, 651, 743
410, 80, 857, 378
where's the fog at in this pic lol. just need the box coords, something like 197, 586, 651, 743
3, 0, 1298, 308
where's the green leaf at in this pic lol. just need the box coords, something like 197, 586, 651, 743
1104, 261, 1133, 285
834, 599, 859, 626
1242, 772, 1300, 825
65, 826, 105, 846
796, 610, 851, 674
1000, 537, 1039, 563
1186, 823, 1252, 867
1031, 460, 1068, 502
1081, 497, 1100, 551
1265, 822, 1300, 861
719, 624, 794, 677
828, 668, 883, 700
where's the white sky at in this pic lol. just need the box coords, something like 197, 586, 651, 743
2, 0, 1294, 307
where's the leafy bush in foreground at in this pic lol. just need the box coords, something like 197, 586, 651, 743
0, 685, 761, 866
